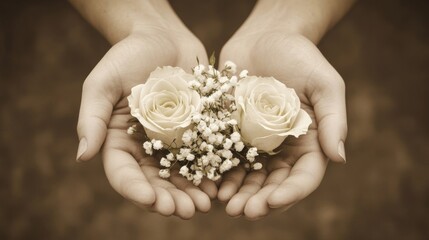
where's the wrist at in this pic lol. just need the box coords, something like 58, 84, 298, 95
70, 0, 187, 44
236, 0, 355, 44
237, 1, 325, 43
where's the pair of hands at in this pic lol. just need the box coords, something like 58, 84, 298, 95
75, 14, 347, 220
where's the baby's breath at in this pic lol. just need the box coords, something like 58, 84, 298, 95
130, 60, 263, 186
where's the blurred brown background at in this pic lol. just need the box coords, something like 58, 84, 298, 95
1, 0, 429, 239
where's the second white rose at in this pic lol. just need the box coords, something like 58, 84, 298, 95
128, 66, 201, 148
234, 76, 312, 153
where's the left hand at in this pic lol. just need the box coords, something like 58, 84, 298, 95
217, 32, 347, 219
76, 25, 217, 219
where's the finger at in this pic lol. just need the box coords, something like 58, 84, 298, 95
170, 172, 211, 213
76, 54, 122, 162
217, 166, 246, 202
244, 167, 291, 219
199, 178, 218, 200
225, 169, 267, 217
168, 188, 196, 219
102, 147, 156, 208
310, 69, 348, 163
267, 152, 328, 208
150, 187, 176, 216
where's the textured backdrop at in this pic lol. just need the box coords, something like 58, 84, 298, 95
1, 0, 429, 239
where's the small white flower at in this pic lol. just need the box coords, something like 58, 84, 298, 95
206, 144, 214, 152
193, 64, 205, 76
199, 141, 207, 151
247, 147, 258, 156
211, 154, 222, 166
144, 148, 153, 155
176, 154, 185, 161
160, 157, 171, 167
208, 133, 217, 144
221, 150, 233, 159
143, 141, 153, 155
219, 121, 226, 130
127, 125, 136, 135
229, 76, 238, 86
192, 131, 198, 140
192, 113, 202, 123
166, 153, 175, 161
193, 178, 202, 186
217, 111, 225, 119
203, 127, 212, 137
239, 69, 248, 78
211, 69, 220, 78
207, 167, 215, 180
230, 103, 237, 111
159, 169, 170, 178
193, 171, 203, 185
221, 83, 231, 93
212, 175, 221, 181
212, 90, 222, 100
182, 129, 193, 144
227, 119, 238, 125
186, 154, 195, 161
231, 158, 240, 167
215, 133, 224, 145
179, 165, 189, 176
152, 140, 163, 150
234, 141, 245, 152
219, 76, 229, 84
220, 159, 233, 173
197, 121, 207, 132
201, 155, 209, 166
246, 147, 258, 162
194, 170, 203, 180
224, 61, 237, 74
223, 138, 233, 150
206, 96, 215, 105
206, 77, 215, 89
253, 162, 263, 170
180, 148, 191, 157
209, 123, 219, 133
143, 141, 152, 150
230, 132, 241, 143
188, 80, 201, 88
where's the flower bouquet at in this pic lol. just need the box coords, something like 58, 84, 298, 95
127, 57, 312, 186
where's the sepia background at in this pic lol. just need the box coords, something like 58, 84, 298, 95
1, 0, 429, 239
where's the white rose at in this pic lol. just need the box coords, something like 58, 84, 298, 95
234, 76, 312, 153
128, 66, 201, 147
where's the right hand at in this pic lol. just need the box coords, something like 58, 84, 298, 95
76, 24, 217, 219
217, 31, 347, 219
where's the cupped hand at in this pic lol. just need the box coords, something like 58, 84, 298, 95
76, 26, 217, 219
218, 33, 347, 219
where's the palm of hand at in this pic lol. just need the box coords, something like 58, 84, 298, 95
81, 29, 217, 219
217, 34, 336, 219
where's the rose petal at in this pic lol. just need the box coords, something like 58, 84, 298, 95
149, 66, 186, 79
250, 134, 288, 153
278, 109, 312, 138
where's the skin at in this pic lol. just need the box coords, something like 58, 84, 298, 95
217, 0, 355, 219
70, 0, 355, 220
70, 0, 216, 219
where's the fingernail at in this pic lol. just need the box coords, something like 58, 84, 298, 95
338, 141, 346, 163
76, 138, 87, 162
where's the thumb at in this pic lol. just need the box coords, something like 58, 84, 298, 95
311, 72, 348, 163
76, 57, 121, 162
